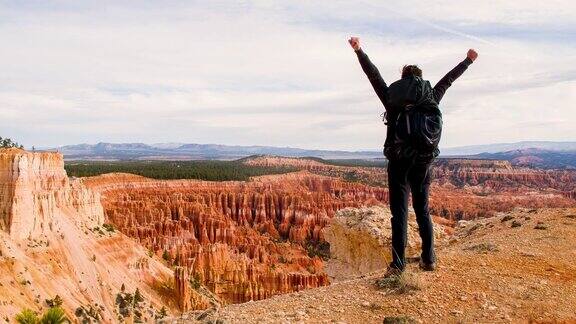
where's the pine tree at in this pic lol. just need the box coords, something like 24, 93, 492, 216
156, 306, 168, 319
162, 249, 171, 263
133, 288, 144, 305
0, 136, 23, 149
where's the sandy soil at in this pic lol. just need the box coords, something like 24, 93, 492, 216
171, 208, 576, 324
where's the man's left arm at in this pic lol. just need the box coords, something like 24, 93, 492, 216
433, 49, 478, 103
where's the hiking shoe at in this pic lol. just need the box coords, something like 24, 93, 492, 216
375, 266, 404, 289
383, 265, 404, 278
419, 260, 436, 271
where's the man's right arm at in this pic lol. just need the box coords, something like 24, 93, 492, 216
349, 37, 388, 106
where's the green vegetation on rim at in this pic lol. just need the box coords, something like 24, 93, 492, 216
305, 239, 331, 261
0, 136, 24, 149
65, 160, 297, 181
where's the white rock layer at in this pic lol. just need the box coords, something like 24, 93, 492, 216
0, 148, 103, 240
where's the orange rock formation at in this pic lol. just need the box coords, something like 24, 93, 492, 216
0, 148, 103, 240
84, 172, 387, 307
0, 149, 204, 320
245, 156, 576, 221
2, 150, 573, 317
430, 159, 576, 220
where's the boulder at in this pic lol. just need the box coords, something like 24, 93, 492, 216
324, 206, 448, 279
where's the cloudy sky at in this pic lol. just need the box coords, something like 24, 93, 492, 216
0, 0, 575, 150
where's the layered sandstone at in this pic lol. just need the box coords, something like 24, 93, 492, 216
245, 156, 576, 221
83, 172, 387, 307
173, 266, 211, 311
247, 156, 576, 193
0, 148, 103, 240
243, 156, 387, 187
430, 159, 576, 220
432, 158, 576, 191
3, 150, 573, 319
0, 149, 203, 320
244, 156, 343, 173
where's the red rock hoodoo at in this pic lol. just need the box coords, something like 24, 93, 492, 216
84, 172, 387, 307
78, 156, 576, 310
245, 156, 576, 221
430, 159, 576, 220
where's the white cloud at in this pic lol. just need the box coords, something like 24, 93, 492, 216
0, 0, 574, 150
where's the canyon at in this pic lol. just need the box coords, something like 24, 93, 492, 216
245, 156, 576, 220
1, 150, 575, 321
0, 149, 183, 321
184, 207, 576, 323
79, 155, 576, 314
82, 172, 388, 309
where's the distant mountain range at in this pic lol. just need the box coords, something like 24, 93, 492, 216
49, 141, 576, 169
442, 141, 576, 169
53, 142, 383, 160
441, 141, 576, 155
471, 148, 576, 170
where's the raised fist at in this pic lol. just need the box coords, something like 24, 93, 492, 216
348, 37, 360, 51
467, 49, 478, 62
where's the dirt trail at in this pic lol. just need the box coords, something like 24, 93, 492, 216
172, 208, 576, 323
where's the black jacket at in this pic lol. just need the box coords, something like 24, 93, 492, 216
355, 49, 472, 152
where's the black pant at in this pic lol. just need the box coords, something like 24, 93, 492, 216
387, 158, 435, 270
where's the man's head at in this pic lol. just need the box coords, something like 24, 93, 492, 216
401, 65, 422, 78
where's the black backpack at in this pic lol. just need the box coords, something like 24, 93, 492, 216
386, 76, 442, 161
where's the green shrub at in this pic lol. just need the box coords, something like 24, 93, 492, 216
463, 242, 499, 253
74, 305, 102, 322
15, 307, 69, 324
162, 250, 171, 264
190, 273, 201, 290
133, 288, 144, 305
40, 307, 68, 324
102, 223, 115, 232
304, 239, 331, 261
155, 306, 168, 319
383, 316, 417, 324
375, 271, 421, 294
15, 309, 39, 324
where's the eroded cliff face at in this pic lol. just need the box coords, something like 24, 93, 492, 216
0, 148, 103, 240
0, 149, 192, 320
432, 159, 576, 192
244, 156, 386, 187
243, 156, 341, 173
245, 156, 576, 221
430, 159, 576, 220
4, 151, 571, 318
83, 172, 387, 308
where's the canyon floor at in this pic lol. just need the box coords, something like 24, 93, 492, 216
173, 207, 576, 323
